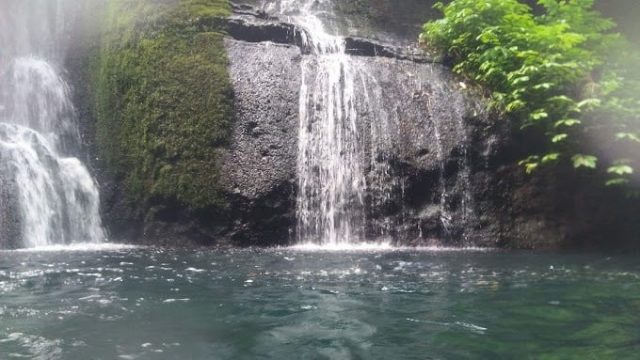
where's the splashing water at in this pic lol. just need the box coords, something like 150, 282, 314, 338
0, 1, 105, 248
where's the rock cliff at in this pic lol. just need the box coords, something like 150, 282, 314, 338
63, 0, 639, 250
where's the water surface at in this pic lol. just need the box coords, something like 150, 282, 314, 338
1, 246, 639, 359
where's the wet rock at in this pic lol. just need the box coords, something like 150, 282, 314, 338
344, 37, 434, 63
230, 2, 273, 20
236, 0, 441, 46
0, 158, 21, 249
218, 39, 301, 245
225, 18, 305, 47
226, 4, 436, 63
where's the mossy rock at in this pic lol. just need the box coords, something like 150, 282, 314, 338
94, 0, 233, 218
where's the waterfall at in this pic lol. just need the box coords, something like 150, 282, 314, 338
262, 0, 475, 247
0, 0, 105, 248
262, 0, 397, 246
266, 0, 364, 245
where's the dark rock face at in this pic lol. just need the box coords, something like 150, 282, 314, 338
223, 4, 493, 246
344, 56, 487, 245
220, 39, 301, 245
0, 159, 21, 249
219, 3, 640, 250
225, 17, 304, 46
343, 37, 432, 63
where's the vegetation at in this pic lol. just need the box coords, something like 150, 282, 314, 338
94, 0, 233, 215
421, 0, 640, 187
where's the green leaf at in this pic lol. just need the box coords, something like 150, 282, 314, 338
615, 132, 640, 143
519, 156, 540, 174
529, 110, 549, 121
547, 95, 574, 105
542, 153, 560, 163
511, 76, 530, 85
477, 30, 498, 44
607, 164, 634, 176
554, 119, 581, 128
551, 134, 568, 143
524, 162, 539, 174
506, 100, 525, 112
606, 178, 629, 187
571, 154, 598, 169
533, 83, 554, 90
576, 98, 601, 111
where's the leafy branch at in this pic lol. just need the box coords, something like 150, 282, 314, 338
421, 0, 640, 188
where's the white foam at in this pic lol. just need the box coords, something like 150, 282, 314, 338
6, 243, 142, 253
455, 321, 488, 333
287, 242, 493, 252
289, 242, 394, 251
162, 298, 190, 304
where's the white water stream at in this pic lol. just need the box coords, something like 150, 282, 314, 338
0, 0, 105, 248
264, 0, 396, 246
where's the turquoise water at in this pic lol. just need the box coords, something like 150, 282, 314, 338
1, 246, 639, 359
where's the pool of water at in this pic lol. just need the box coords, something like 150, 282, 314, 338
1, 246, 639, 359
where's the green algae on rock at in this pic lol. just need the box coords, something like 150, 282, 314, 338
94, 0, 233, 218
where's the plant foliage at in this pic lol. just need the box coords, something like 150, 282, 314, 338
421, 0, 640, 187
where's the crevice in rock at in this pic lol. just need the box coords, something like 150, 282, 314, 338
226, 2, 439, 64
225, 18, 306, 48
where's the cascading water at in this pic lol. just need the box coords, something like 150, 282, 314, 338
0, 0, 105, 248
263, 0, 396, 246
255, 0, 481, 247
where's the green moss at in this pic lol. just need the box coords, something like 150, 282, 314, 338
94, 0, 233, 215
